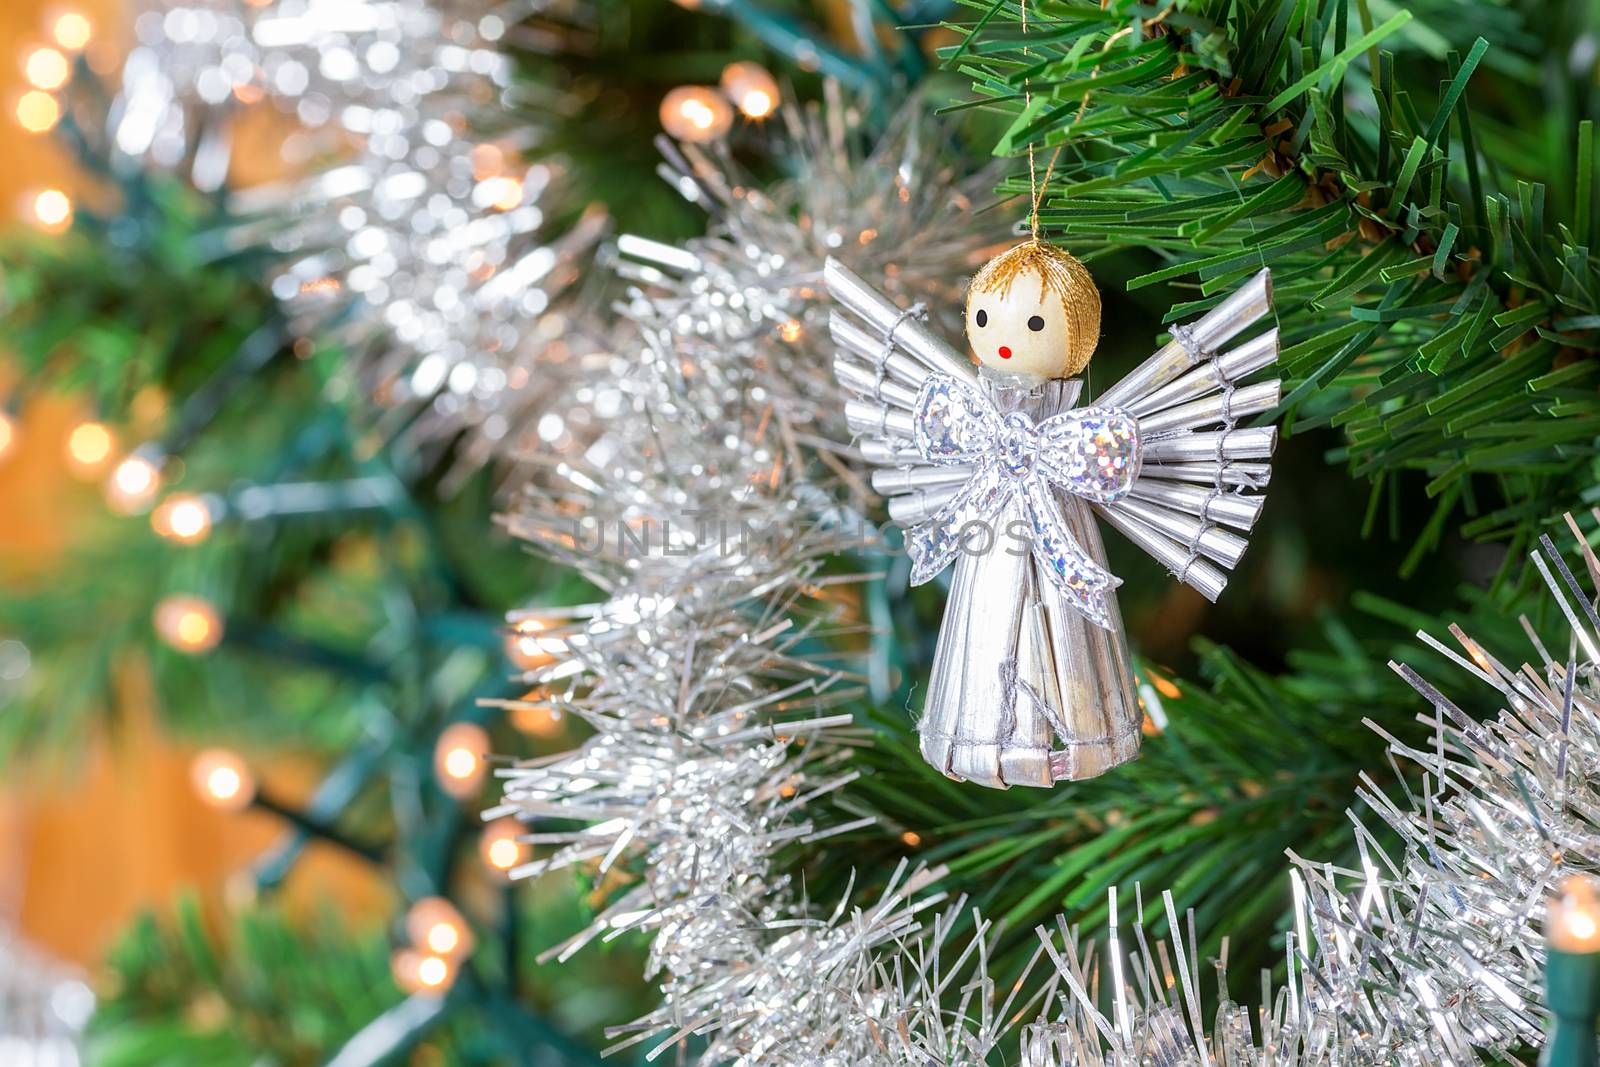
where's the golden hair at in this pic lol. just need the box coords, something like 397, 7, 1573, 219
967, 240, 1102, 376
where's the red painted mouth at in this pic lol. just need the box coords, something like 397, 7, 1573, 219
998, 345, 1012, 359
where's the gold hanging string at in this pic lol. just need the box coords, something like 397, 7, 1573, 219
1021, 0, 1042, 241
1031, 144, 1065, 241
1019, 5, 1137, 244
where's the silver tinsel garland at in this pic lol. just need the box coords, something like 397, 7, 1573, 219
612, 85, 1010, 469
102, 0, 606, 459
487, 94, 1026, 1062
1018, 528, 1600, 1064
490, 89, 1600, 1064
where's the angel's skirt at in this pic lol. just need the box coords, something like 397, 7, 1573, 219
917, 375, 1142, 788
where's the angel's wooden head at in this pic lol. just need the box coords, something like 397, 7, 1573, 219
965, 240, 1101, 378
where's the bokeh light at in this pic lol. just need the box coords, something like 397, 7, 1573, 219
23, 47, 69, 91
720, 62, 779, 120
480, 818, 525, 873
416, 954, 451, 989
65, 420, 113, 475
434, 722, 489, 798
510, 701, 563, 737
405, 897, 474, 961
16, 90, 60, 133
1549, 873, 1600, 952
190, 749, 254, 812
506, 618, 561, 670
50, 11, 93, 52
154, 595, 223, 655
28, 188, 72, 232
432, 723, 486, 796
659, 86, 732, 143
476, 174, 523, 212
152, 493, 214, 544
107, 451, 162, 512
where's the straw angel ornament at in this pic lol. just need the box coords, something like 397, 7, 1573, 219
826, 240, 1279, 788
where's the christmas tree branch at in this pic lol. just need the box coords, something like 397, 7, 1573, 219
953, 0, 1598, 566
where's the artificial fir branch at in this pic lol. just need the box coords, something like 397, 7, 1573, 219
954, 0, 1600, 571
824, 598, 1535, 993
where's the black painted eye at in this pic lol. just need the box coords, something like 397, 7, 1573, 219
975, 308, 988, 327
1027, 315, 1046, 332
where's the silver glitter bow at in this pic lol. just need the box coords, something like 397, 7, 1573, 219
907, 373, 1140, 629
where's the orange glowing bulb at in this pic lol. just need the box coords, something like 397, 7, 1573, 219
659, 86, 733, 143
427, 922, 459, 954
416, 955, 451, 989
208, 766, 242, 800
434, 722, 489, 798
191, 749, 254, 811
510, 702, 563, 737
685, 101, 714, 129
51, 12, 93, 52
24, 47, 69, 91
481, 819, 525, 872
176, 612, 213, 648
479, 175, 523, 211
742, 89, 773, 118
107, 452, 162, 512
152, 494, 214, 544
16, 90, 60, 133
405, 897, 473, 960
29, 188, 72, 231
444, 747, 476, 778
391, 949, 452, 995
487, 837, 520, 870
1549, 874, 1600, 952
154, 595, 223, 654
507, 619, 561, 670
0, 413, 14, 459
65, 420, 112, 473
720, 62, 780, 120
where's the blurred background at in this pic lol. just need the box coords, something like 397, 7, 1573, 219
0, 0, 306, 980
0, 1, 689, 1060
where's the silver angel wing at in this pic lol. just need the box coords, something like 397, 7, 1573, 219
823, 257, 981, 530
824, 257, 1278, 603
1091, 269, 1278, 602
